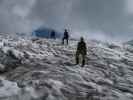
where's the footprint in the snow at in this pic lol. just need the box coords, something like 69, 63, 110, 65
63, 62, 75, 66
64, 62, 88, 68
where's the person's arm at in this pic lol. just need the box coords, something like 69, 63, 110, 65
84, 43, 87, 55
67, 32, 69, 38
77, 42, 80, 51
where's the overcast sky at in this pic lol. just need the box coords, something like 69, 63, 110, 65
0, 0, 133, 42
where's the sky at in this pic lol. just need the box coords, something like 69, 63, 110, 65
0, 0, 133, 42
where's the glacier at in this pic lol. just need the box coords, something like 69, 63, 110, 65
0, 33, 132, 100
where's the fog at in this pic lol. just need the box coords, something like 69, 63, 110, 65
0, 0, 133, 42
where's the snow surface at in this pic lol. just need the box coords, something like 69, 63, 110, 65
0, 33, 133, 100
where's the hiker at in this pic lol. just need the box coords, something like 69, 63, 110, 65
62, 29, 69, 45
75, 37, 87, 67
50, 30, 56, 39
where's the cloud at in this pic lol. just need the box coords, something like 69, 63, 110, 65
126, 0, 133, 14
0, 0, 41, 33
0, 0, 133, 41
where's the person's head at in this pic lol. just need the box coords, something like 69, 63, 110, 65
80, 37, 84, 42
65, 29, 67, 32
52, 30, 55, 33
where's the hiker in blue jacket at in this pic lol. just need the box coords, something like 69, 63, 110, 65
62, 29, 69, 45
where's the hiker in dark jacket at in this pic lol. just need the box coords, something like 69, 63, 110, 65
62, 29, 69, 45
76, 37, 87, 67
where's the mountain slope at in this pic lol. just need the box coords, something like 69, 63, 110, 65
0, 34, 133, 100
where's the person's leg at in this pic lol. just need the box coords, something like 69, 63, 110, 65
53, 36, 55, 39
81, 54, 85, 67
75, 52, 79, 65
66, 38, 68, 45
62, 38, 64, 44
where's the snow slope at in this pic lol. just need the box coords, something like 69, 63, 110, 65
0, 33, 133, 100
